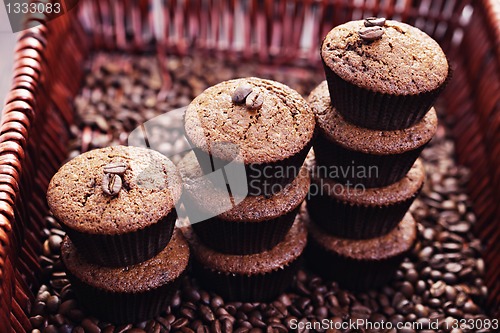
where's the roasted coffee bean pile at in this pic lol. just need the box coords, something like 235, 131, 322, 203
31, 54, 495, 333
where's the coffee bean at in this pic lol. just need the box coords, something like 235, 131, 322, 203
58, 324, 73, 333
44, 325, 58, 333
449, 222, 470, 233
270, 323, 287, 333
181, 307, 196, 320
172, 318, 189, 329
81, 318, 101, 333
46, 295, 60, 313
48, 235, 63, 254
383, 306, 395, 316
221, 319, 233, 333
399, 281, 414, 298
314, 306, 328, 319
209, 295, 224, 309
358, 26, 384, 41
200, 305, 215, 322
430, 281, 446, 297
417, 317, 431, 329
232, 83, 253, 104
196, 325, 209, 333
364, 17, 386, 27
251, 316, 267, 328
239, 321, 252, 329
30, 315, 46, 328
415, 280, 426, 294
463, 301, 479, 314
351, 304, 371, 319
103, 162, 127, 174
445, 262, 463, 273
245, 91, 264, 110
428, 298, 441, 308
234, 328, 250, 333
102, 173, 122, 196
443, 272, 458, 284
414, 304, 429, 318
396, 299, 413, 315
405, 269, 419, 283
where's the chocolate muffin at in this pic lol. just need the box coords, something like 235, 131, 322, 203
183, 215, 307, 302
307, 157, 424, 239
47, 146, 182, 266
306, 209, 417, 291
61, 229, 189, 323
179, 151, 310, 254
184, 77, 315, 196
309, 81, 437, 187
321, 19, 449, 130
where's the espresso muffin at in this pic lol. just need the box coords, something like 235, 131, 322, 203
179, 151, 310, 254
306, 209, 417, 291
321, 19, 449, 130
47, 146, 182, 266
309, 81, 437, 187
61, 229, 189, 323
183, 216, 307, 302
308, 157, 424, 239
184, 77, 315, 196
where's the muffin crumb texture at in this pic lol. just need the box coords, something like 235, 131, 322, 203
322, 20, 448, 94
184, 77, 315, 163
47, 146, 182, 234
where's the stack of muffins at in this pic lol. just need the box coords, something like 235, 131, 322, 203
47, 146, 190, 323
305, 18, 449, 290
179, 77, 315, 301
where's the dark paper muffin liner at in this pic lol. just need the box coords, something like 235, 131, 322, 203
193, 256, 302, 302
191, 140, 312, 197
306, 183, 422, 239
323, 60, 451, 130
62, 211, 176, 267
313, 134, 427, 188
67, 270, 183, 324
191, 206, 299, 255
306, 229, 414, 291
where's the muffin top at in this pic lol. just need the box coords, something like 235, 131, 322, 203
183, 215, 307, 275
321, 19, 448, 95
307, 210, 416, 260
178, 152, 310, 222
47, 146, 182, 234
310, 157, 425, 206
184, 77, 315, 164
308, 81, 437, 154
61, 229, 189, 293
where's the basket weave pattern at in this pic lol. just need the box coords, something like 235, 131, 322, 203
0, 0, 499, 331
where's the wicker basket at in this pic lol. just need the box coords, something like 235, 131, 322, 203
0, 0, 499, 331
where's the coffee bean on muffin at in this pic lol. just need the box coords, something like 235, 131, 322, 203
321, 19, 450, 130
184, 77, 315, 196
47, 145, 182, 266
